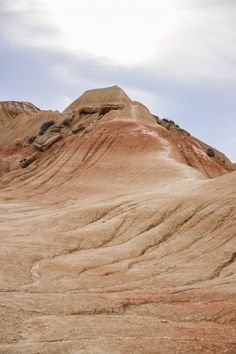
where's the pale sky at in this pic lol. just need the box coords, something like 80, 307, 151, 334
0, 0, 235, 160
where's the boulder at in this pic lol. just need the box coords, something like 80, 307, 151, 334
34, 133, 62, 151
71, 122, 86, 134
99, 103, 124, 115
79, 107, 100, 115
19, 151, 40, 168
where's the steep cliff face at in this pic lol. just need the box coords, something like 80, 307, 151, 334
0, 87, 235, 354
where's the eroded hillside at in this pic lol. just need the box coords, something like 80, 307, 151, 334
0, 86, 235, 354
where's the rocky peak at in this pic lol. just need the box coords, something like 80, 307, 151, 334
63, 85, 131, 113
1, 101, 40, 117
0, 86, 234, 179
0, 101, 40, 126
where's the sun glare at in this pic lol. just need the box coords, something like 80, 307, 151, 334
45, 0, 178, 65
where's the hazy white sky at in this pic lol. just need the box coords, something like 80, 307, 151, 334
0, 0, 236, 160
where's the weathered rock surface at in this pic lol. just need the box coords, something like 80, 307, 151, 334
0, 101, 40, 126
34, 132, 62, 151
0, 86, 235, 354
19, 151, 41, 168
64, 85, 131, 113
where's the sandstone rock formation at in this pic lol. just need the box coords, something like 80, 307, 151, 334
0, 86, 235, 354
64, 85, 131, 113
0, 101, 40, 126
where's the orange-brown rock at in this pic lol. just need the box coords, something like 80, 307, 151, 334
64, 85, 131, 113
0, 101, 40, 126
0, 86, 235, 354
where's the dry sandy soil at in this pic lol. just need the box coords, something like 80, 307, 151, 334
0, 86, 235, 353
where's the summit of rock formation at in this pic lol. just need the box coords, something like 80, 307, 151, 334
64, 85, 132, 112
0, 86, 235, 354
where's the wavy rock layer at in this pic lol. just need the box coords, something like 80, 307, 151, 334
0, 87, 235, 354
0, 101, 40, 126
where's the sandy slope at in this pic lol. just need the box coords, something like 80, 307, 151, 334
0, 87, 235, 354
